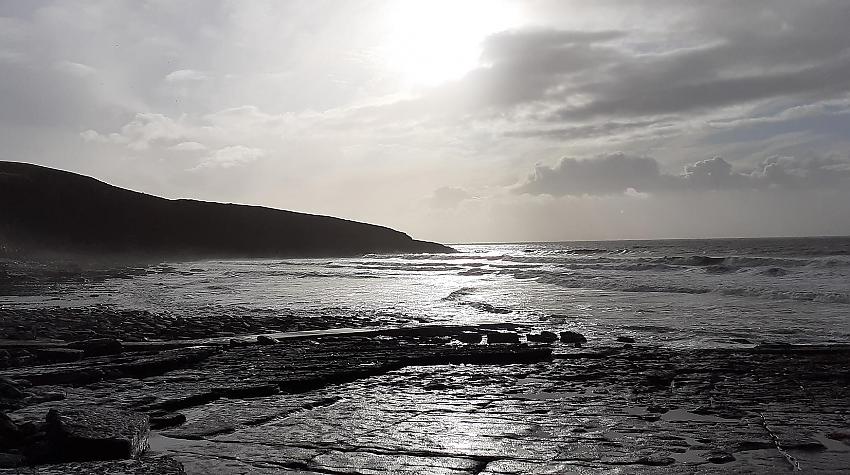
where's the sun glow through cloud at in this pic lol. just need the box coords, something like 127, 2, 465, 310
381, 0, 520, 87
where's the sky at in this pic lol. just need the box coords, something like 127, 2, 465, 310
2, 0, 850, 243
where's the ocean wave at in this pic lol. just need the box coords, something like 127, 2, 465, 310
362, 253, 510, 261
366, 252, 849, 271
703, 265, 738, 274
260, 270, 385, 279
557, 248, 610, 255
443, 287, 476, 301
518, 270, 850, 304
463, 301, 513, 314
757, 267, 790, 277
458, 268, 492, 276
552, 262, 677, 272
658, 255, 727, 266
621, 324, 675, 333
717, 288, 850, 303
329, 263, 464, 272
815, 258, 850, 268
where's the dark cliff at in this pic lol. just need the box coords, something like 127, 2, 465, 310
0, 161, 454, 258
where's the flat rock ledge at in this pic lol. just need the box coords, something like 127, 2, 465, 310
0, 328, 848, 473
5, 453, 185, 474
45, 408, 149, 462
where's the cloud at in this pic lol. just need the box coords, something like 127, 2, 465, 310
196, 145, 264, 169
164, 69, 208, 82
54, 60, 96, 78
428, 186, 473, 209
112, 113, 187, 150
517, 153, 662, 196
517, 152, 850, 196
560, 59, 850, 120
79, 129, 105, 142
376, 1, 850, 146
170, 141, 207, 151
503, 119, 670, 141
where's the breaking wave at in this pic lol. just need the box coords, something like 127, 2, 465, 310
522, 269, 850, 304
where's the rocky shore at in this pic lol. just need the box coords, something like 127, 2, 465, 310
0, 305, 414, 346
0, 321, 848, 474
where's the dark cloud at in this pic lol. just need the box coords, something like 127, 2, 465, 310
422, 1, 850, 127
381, 28, 626, 116
562, 57, 850, 120
516, 153, 662, 196
480, 29, 624, 64
465, 29, 623, 108
503, 119, 668, 140
517, 153, 850, 196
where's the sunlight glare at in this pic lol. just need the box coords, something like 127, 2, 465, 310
382, 0, 519, 87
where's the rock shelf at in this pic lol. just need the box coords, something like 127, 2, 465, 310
0, 327, 848, 473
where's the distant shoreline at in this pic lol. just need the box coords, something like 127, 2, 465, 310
455, 234, 850, 246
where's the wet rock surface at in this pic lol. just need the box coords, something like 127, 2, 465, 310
0, 453, 186, 474
67, 338, 123, 357
44, 408, 149, 462
559, 330, 587, 344
527, 330, 558, 343
0, 305, 416, 347
0, 329, 848, 473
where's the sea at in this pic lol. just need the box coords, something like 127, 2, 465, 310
3, 236, 850, 348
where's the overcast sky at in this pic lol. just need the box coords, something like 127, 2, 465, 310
2, 1, 850, 242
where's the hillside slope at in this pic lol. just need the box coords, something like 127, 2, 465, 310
0, 161, 453, 258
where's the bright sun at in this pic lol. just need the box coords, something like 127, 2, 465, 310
382, 0, 519, 87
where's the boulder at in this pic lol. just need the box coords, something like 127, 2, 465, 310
67, 338, 123, 357
486, 332, 520, 344
527, 331, 558, 343
456, 332, 482, 344
44, 408, 149, 462
256, 335, 277, 345
560, 331, 587, 344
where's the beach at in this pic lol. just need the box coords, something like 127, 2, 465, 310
5, 1, 850, 471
